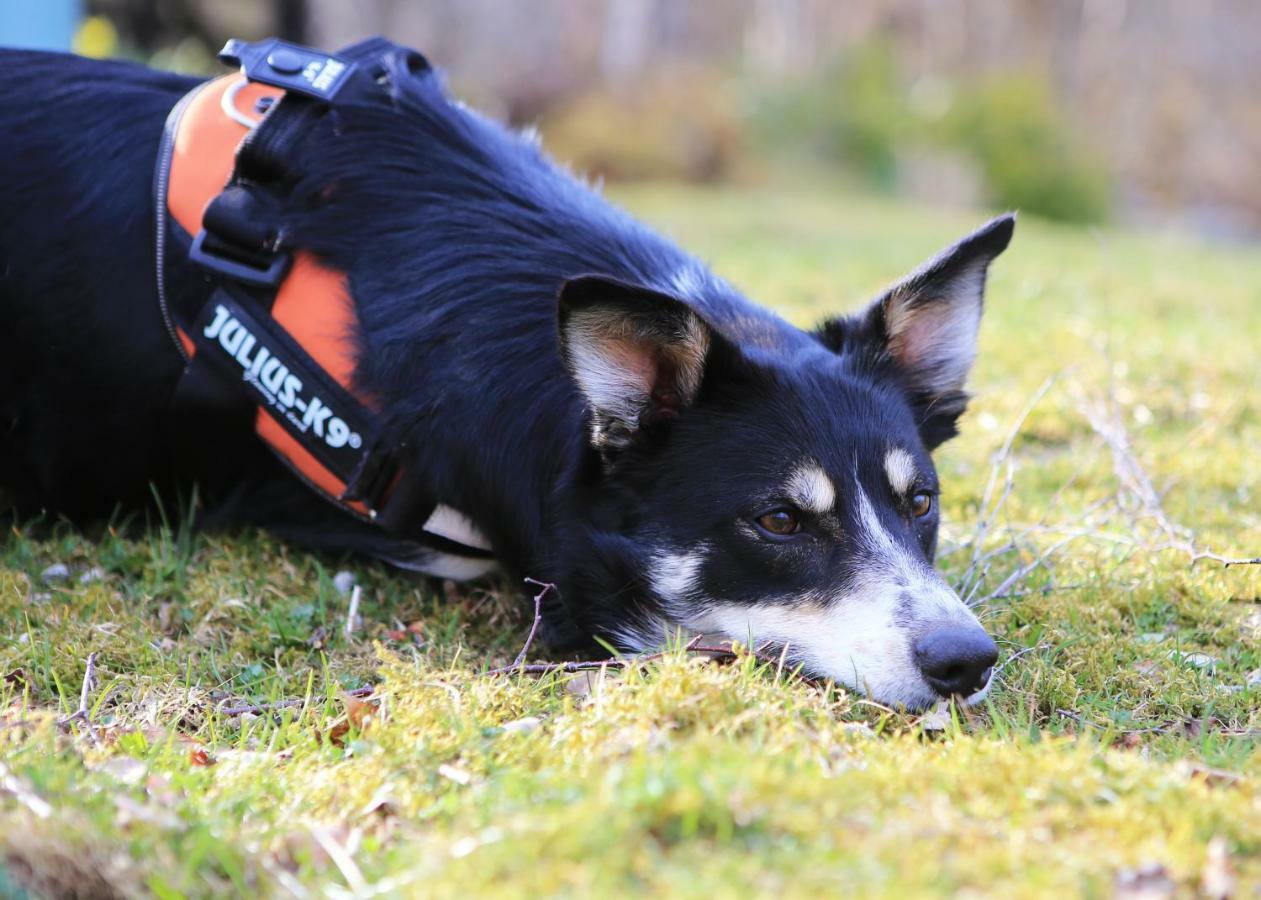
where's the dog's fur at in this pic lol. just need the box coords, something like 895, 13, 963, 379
0, 48, 1013, 709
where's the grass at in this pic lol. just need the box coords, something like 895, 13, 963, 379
2, 180, 1259, 897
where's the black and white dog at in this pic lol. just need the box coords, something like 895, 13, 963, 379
0, 44, 1012, 709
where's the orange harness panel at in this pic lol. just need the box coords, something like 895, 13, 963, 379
165, 74, 368, 511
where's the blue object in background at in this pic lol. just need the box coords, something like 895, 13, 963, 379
0, 0, 83, 51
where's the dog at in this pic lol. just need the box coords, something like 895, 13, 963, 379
0, 40, 1012, 710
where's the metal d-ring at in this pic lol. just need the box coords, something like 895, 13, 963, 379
220, 77, 263, 129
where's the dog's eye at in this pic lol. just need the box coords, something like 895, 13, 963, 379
755, 509, 801, 537
910, 491, 934, 518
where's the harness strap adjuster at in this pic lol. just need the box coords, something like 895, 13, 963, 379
190, 229, 291, 286
190, 184, 293, 286
339, 437, 400, 510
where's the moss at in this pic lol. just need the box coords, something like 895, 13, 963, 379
2, 183, 1258, 895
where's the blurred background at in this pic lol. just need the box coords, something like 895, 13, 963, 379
5, 0, 1260, 241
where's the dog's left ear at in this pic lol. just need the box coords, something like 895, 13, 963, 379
817, 214, 1015, 449
558, 274, 713, 455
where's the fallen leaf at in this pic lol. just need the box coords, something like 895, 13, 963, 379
1117, 731, 1144, 750
449, 827, 503, 859
343, 693, 379, 731
1200, 835, 1236, 900
96, 757, 147, 786
1114, 862, 1174, 899
323, 716, 351, 747
437, 763, 472, 785
40, 563, 70, 584
145, 773, 179, 807
917, 701, 952, 732
1168, 650, 1217, 671
0, 760, 52, 819
1180, 762, 1244, 788
358, 784, 395, 818
114, 794, 181, 830
500, 716, 542, 734
188, 746, 216, 767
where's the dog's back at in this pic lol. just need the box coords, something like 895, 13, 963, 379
0, 52, 197, 516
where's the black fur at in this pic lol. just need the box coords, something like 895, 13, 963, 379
0, 46, 1013, 667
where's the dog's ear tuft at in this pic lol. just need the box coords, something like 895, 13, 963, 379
558, 274, 712, 455
818, 214, 1014, 449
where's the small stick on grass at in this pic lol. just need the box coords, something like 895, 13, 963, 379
57, 652, 102, 746
344, 585, 362, 640
0, 760, 52, 819
485, 639, 789, 678
217, 684, 374, 717
1079, 389, 1260, 568
511, 578, 555, 670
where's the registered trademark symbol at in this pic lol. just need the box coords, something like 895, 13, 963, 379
348, 433, 362, 449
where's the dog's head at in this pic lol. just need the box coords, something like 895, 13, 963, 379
557, 215, 1014, 710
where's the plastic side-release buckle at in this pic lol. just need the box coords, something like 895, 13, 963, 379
190, 185, 293, 287
218, 38, 357, 102
190, 229, 291, 286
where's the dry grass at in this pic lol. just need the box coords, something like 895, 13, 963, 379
2, 180, 1258, 896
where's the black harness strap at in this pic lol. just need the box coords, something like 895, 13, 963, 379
160, 37, 493, 558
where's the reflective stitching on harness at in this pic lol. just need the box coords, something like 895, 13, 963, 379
154, 78, 212, 363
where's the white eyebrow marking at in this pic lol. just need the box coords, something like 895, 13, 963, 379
786, 461, 836, 514
884, 447, 917, 496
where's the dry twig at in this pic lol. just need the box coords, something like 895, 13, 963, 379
344, 585, 362, 639
1079, 391, 1259, 567
485, 633, 787, 679
510, 578, 555, 670
57, 652, 101, 746
216, 685, 374, 717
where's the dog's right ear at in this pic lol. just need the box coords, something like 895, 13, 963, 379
558, 274, 713, 455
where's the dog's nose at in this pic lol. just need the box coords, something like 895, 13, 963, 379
914, 626, 998, 699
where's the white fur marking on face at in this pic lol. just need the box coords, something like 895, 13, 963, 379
786, 462, 836, 515
682, 479, 989, 709
883, 447, 917, 497
650, 547, 707, 608
692, 596, 932, 707
423, 504, 492, 551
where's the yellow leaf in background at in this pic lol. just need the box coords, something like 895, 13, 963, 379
72, 15, 117, 59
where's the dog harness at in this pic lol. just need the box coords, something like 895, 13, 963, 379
154, 37, 495, 566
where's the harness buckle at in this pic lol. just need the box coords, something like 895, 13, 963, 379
190, 228, 291, 286
190, 184, 293, 286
